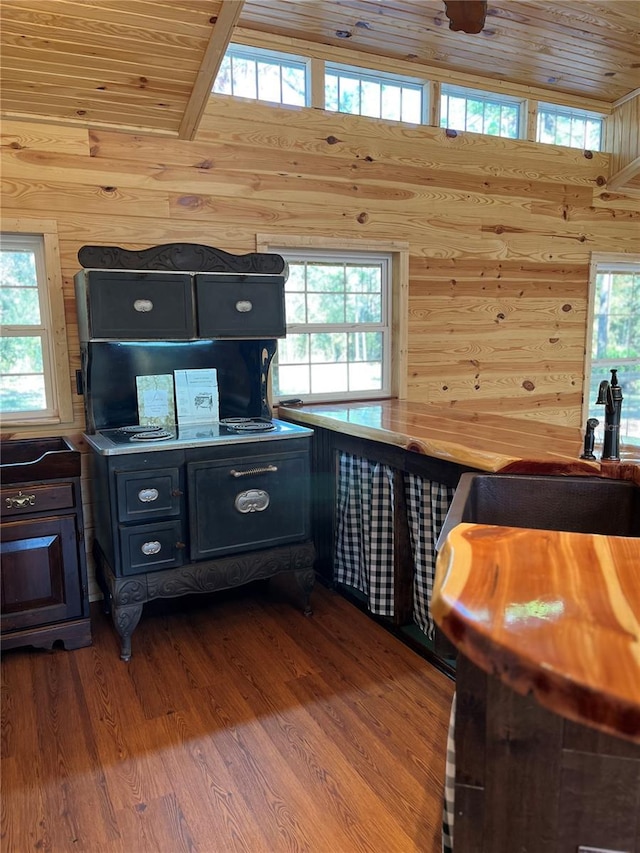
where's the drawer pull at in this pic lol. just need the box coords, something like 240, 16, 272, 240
235, 299, 253, 313
141, 540, 162, 556
5, 491, 36, 509
230, 465, 277, 478
235, 489, 270, 513
138, 487, 159, 503
133, 298, 154, 313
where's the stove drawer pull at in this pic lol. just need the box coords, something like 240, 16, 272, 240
133, 298, 154, 313
141, 540, 162, 556
230, 465, 278, 478
235, 299, 253, 313
235, 489, 270, 513
138, 487, 159, 503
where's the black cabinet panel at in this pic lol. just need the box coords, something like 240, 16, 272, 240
77, 271, 195, 340
115, 467, 182, 523
196, 275, 286, 338
119, 520, 185, 574
187, 449, 310, 560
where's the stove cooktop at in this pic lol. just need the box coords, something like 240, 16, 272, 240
84, 418, 313, 456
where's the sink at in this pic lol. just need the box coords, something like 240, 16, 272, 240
438, 473, 640, 547
0, 436, 80, 484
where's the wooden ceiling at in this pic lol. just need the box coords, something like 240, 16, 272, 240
0, 0, 638, 139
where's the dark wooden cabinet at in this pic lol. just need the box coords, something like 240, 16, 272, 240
0, 437, 91, 652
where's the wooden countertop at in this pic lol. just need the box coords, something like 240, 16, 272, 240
433, 523, 640, 743
278, 400, 640, 480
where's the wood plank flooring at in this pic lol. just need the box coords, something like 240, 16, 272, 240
1, 581, 455, 853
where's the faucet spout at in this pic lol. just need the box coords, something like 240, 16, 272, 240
595, 369, 623, 462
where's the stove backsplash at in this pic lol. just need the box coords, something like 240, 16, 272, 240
81, 339, 276, 432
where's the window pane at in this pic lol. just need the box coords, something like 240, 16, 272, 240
325, 73, 338, 111
278, 333, 309, 363
231, 57, 257, 99
346, 294, 381, 323
308, 293, 345, 323
361, 80, 381, 117
339, 76, 360, 114
213, 57, 232, 94
0, 373, 46, 412
381, 84, 401, 121
276, 364, 309, 395
307, 264, 344, 292
0, 335, 44, 373
346, 265, 381, 293
401, 87, 422, 123
286, 264, 306, 292
282, 66, 306, 106
349, 361, 382, 391
0, 250, 41, 324
311, 362, 348, 393
310, 332, 347, 363
348, 332, 383, 362
285, 291, 306, 323
257, 62, 282, 102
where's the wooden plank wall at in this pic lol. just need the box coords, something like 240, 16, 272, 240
2, 93, 639, 589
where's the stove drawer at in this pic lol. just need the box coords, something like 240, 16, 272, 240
187, 449, 310, 560
119, 520, 185, 575
115, 467, 182, 523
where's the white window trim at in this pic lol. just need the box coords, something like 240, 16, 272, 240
440, 84, 526, 139
325, 61, 430, 124
537, 102, 604, 151
256, 234, 409, 403
1, 218, 73, 426
214, 43, 311, 107
583, 252, 640, 429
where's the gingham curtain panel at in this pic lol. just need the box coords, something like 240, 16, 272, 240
334, 452, 395, 617
404, 474, 456, 640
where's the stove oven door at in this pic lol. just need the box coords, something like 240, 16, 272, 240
187, 444, 310, 560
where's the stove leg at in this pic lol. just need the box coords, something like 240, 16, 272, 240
112, 603, 143, 662
293, 568, 315, 616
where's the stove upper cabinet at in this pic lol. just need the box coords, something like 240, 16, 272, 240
75, 270, 196, 341
75, 269, 286, 341
195, 274, 286, 339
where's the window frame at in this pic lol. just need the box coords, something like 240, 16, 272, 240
212, 43, 311, 107
1, 218, 73, 426
439, 84, 526, 139
324, 61, 429, 124
536, 102, 604, 151
583, 253, 640, 445
257, 234, 409, 405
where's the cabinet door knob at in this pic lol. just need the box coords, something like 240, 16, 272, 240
5, 491, 36, 509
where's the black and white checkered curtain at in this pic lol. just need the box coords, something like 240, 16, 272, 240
334, 452, 395, 617
404, 473, 456, 639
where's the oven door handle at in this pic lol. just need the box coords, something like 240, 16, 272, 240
229, 465, 278, 478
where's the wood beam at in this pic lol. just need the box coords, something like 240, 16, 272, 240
607, 155, 640, 194
178, 0, 245, 141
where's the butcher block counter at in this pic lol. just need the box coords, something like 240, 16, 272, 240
277, 399, 640, 481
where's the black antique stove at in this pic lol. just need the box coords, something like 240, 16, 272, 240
77, 243, 315, 660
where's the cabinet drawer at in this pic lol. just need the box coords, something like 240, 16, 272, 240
115, 467, 182, 523
119, 520, 185, 575
2, 482, 75, 517
81, 271, 195, 339
196, 275, 286, 338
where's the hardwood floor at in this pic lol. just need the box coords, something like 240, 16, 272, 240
1, 580, 455, 853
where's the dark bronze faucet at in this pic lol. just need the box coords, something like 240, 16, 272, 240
595, 368, 623, 461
